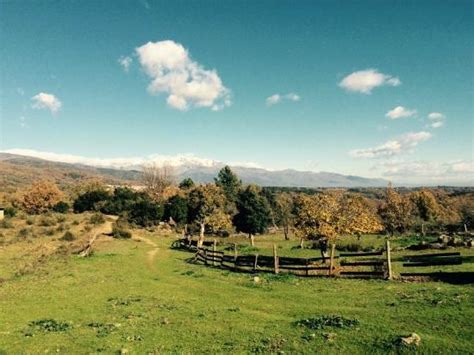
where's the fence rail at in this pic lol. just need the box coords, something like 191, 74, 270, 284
172, 238, 468, 282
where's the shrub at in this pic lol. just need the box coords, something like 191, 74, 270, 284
44, 228, 55, 236
4, 207, 17, 218
73, 190, 110, 213
60, 231, 76, 241
128, 200, 163, 227
56, 215, 66, 223
164, 195, 188, 225
90, 213, 105, 225
17, 228, 29, 238
38, 216, 56, 227
56, 223, 66, 232
53, 201, 70, 214
0, 219, 13, 229
26, 217, 34, 225
111, 220, 132, 239
101, 187, 146, 215
19, 181, 64, 214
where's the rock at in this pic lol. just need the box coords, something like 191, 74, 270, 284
253, 276, 261, 283
400, 333, 421, 347
120, 349, 129, 354
438, 235, 449, 244
323, 332, 337, 342
467, 240, 473, 248
429, 243, 445, 250
448, 237, 463, 247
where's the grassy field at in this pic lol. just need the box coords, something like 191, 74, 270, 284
0, 216, 473, 353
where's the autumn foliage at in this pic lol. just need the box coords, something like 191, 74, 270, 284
19, 181, 64, 214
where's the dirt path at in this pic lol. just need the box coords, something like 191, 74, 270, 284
132, 235, 159, 271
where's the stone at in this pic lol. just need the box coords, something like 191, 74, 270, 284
400, 333, 421, 347
438, 235, 449, 244
429, 243, 445, 250
323, 332, 337, 342
253, 276, 261, 283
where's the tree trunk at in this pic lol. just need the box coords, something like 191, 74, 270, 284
198, 222, 205, 248
249, 234, 255, 246
300, 237, 304, 249
284, 225, 289, 240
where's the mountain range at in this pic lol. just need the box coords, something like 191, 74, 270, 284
0, 152, 388, 189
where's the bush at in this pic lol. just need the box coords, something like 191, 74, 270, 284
60, 231, 76, 241
53, 201, 70, 213
90, 213, 105, 225
19, 181, 64, 214
26, 218, 34, 225
56, 224, 66, 233
111, 220, 132, 239
128, 200, 163, 227
73, 190, 110, 213
17, 228, 29, 238
0, 219, 13, 229
101, 187, 146, 215
38, 216, 56, 227
4, 207, 17, 218
164, 195, 188, 225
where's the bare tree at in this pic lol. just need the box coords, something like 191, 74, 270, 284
142, 162, 175, 201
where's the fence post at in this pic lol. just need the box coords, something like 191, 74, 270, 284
254, 254, 259, 272
385, 240, 393, 280
212, 239, 217, 267
464, 223, 468, 233
234, 243, 238, 271
204, 248, 208, 266
273, 244, 279, 274
329, 243, 336, 276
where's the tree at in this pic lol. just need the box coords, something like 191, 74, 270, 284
128, 199, 164, 227
19, 181, 64, 214
179, 178, 195, 190
379, 184, 413, 235
215, 166, 241, 204
410, 189, 440, 222
274, 192, 294, 240
187, 184, 232, 246
164, 195, 188, 225
142, 163, 175, 201
100, 187, 150, 215
233, 185, 272, 246
294, 192, 383, 260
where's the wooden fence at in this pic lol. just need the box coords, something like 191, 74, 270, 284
172, 238, 397, 280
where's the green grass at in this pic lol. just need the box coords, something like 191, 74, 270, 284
0, 227, 473, 354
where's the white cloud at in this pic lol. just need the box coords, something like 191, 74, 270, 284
0, 148, 239, 170
427, 112, 445, 129
379, 159, 474, 184
266, 92, 301, 106
339, 69, 401, 94
386, 106, 417, 119
31, 92, 62, 113
350, 131, 432, 159
135, 40, 231, 111
118, 56, 133, 72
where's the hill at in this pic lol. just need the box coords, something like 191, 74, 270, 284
0, 153, 388, 190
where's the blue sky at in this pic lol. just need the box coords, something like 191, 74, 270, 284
0, 0, 473, 184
